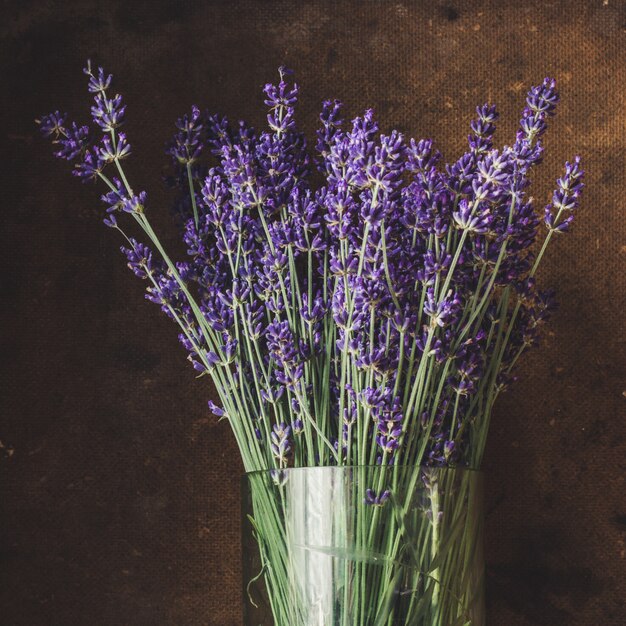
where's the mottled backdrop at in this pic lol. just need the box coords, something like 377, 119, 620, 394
1, 1, 625, 624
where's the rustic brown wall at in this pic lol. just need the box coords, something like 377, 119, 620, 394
1, 1, 625, 624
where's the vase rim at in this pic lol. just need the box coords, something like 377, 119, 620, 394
243, 464, 482, 478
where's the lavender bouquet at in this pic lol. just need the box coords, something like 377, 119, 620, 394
38, 63, 583, 625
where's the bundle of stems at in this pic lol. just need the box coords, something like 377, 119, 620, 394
243, 465, 485, 625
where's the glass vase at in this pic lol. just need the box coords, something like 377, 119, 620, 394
242, 465, 484, 626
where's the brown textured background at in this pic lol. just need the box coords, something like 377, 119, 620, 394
1, 1, 625, 624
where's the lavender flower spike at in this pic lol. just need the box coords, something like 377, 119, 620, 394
544, 156, 585, 233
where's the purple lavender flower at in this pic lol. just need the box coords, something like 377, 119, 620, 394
167, 105, 204, 165
54, 122, 90, 161
101, 177, 128, 212
514, 78, 559, 173
443, 440, 455, 462
364, 489, 391, 506
37, 111, 67, 138
38, 63, 585, 473
424, 288, 461, 328
406, 138, 441, 174
469, 103, 498, 156
316, 99, 343, 163
85, 63, 112, 93
91, 92, 126, 132
73, 148, 105, 181
208, 400, 225, 418
98, 133, 131, 162
374, 397, 403, 457
120, 191, 147, 214
121, 239, 155, 279
264, 66, 299, 136
544, 156, 584, 233
452, 199, 491, 234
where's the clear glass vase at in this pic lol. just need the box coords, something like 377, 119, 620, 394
242, 466, 484, 626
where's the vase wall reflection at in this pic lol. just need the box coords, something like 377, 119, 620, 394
242, 466, 484, 626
